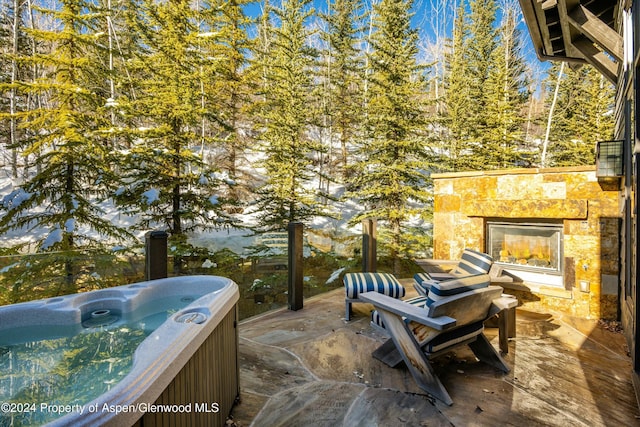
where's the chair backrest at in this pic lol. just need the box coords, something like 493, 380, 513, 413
450, 249, 493, 277
427, 285, 503, 326
425, 273, 491, 307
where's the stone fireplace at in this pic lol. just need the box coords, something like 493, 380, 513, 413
432, 166, 620, 320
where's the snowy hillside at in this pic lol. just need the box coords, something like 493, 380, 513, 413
0, 162, 367, 257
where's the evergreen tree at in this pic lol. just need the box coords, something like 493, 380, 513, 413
321, 0, 366, 179
440, 1, 473, 171
0, 0, 32, 178
466, 0, 497, 169
484, 2, 530, 168
252, 0, 329, 231
579, 69, 615, 145
245, 1, 274, 120
98, 0, 142, 147
0, 0, 133, 295
544, 64, 614, 166
352, 0, 432, 273
200, 0, 253, 204
243, 0, 273, 167
0, 5, 11, 152
115, 0, 234, 269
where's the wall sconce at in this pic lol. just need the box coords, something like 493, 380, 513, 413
596, 140, 623, 178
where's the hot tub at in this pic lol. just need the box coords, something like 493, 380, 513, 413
0, 275, 239, 426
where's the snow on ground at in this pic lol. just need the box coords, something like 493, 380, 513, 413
0, 174, 144, 250
0, 158, 429, 258
188, 226, 259, 256
185, 193, 365, 257
0, 167, 366, 256
141, 188, 160, 205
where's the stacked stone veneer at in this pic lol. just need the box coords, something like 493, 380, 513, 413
432, 166, 620, 320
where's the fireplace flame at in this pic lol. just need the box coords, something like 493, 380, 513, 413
502, 235, 550, 266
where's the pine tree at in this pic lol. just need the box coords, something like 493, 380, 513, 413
579, 69, 615, 144
199, 0, 253, 204
248, 0, 274, 108
98, 0, 141, 147
0, 0, 32, 178
115, 0, 234, 270
544, 64, 614, 166
466, 0, 497, 169
440, 1, 473, 171
352, 0, 432, 274
0, 0, 48, 182
0, 4, 11, 153
321, 0, 366, 179
0, 0, 133, 296
484, 2, 530, 168
252, 0, 329, 231
243, 0, 273, 164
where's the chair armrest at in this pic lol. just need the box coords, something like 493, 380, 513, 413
488, 295, 518, 317
428, 272, 456, 280
359, 292, 457, 330
414, 259, 457, 273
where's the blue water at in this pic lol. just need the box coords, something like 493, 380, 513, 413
0, 295, 199, 426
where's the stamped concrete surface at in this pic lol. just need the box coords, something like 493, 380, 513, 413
230, 283, 639, 426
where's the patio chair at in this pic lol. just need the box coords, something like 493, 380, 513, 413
371, 273, 498, 339
343, 272, 405, 321
359, 274, 517, 406
413, 248, 494, 296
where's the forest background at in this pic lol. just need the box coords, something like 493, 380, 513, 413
0, 0, 615, 310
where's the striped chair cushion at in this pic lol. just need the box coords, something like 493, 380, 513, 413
371, 295, 428, 328
450, 249, 493, 277
343, 272, 405, 300
425, 274, 491, 308
424, 321, 484, 353
413, 273, 435, 297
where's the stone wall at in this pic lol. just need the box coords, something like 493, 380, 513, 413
432, 166, 620, 320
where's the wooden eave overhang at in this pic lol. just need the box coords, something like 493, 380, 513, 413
518, 0, 623, 84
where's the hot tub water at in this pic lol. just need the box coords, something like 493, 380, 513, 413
0, 294, 200, 426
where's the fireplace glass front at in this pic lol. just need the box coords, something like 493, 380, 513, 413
487, 222, 563, 276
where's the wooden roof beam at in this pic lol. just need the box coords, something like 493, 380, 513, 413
572, 37, 619, 84
519, 0, 556, 59
567, 4, 623, 62
556, 0, 576, 57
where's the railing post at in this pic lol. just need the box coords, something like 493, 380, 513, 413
362, 218, 377, 272
145, 230, 168, 280
288, 222, 304, 311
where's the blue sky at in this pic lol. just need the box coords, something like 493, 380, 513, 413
244, 0, 546, 77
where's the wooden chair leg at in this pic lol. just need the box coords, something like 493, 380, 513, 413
506, 306, 516, 338
498, 310, 509, 353
372, 338, 404, 368
377, 308, 453, 406
468, 333, 510, 373
496, 307, 516, 353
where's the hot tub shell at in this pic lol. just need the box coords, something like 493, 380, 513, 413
0, 275, 240, 427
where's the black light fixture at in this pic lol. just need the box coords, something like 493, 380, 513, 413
596, 140, 624, 178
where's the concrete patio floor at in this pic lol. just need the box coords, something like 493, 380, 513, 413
230, 281, 640, 426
